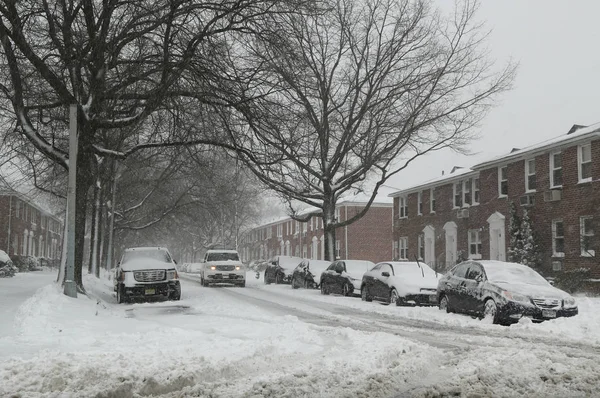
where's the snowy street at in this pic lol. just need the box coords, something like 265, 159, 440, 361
1, 272, 600, 397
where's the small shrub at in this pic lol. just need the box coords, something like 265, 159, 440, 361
554, 268, 591, 294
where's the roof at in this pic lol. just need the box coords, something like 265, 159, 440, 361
124, 247, 170, 252
0, 190, 64, 220
389, 122, 600, 197
205, 249, 239, 254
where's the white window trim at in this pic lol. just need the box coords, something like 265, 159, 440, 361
525, 158, 536, 193
453, 182, 462, 209
430, 188, 436, 213
472, 178, 480, 205
550, 151, 563, 189
417, 234, 424, 260
468, 229, 482, 260
552, 219, 565, 257
580, 216, 595, 257
498, 166, 508, 198
462, 180, 471, 208
398, 237, 408, 260
398, 197, 408, 219
578, 143, 592, 183
417, 191, 423, 216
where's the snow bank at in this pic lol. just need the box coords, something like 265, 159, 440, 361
0, 249, 10, 263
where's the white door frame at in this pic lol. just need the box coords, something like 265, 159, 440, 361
423, 225, 435, 267
443, 221, 458, 268
487, 212, 506, 261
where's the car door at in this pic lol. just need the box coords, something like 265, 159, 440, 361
375, 263, 393, 300
443, 262, 470, 312
363, 264, 381, 298
463, 264, 485, 314
331, 261, 346, 294
322, 262, 337, 289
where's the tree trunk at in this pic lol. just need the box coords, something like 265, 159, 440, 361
88, 180, 99, 274
322, 197, 337, 261
74, 138, 95, 292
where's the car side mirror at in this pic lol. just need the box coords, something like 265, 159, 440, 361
381, 272, 390, 277
336, 268, 343, 274
475, 274, 483, 283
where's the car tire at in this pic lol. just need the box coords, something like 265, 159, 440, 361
239, 280, 246, 288
116, 284, 127, 304
292, 277, 299, 289
276, 273, 284, 284
361, 286, 373, 302
483, 299, 499, 324
390, 288, 400, 306
264, 272, 271, 285
342, 283, 351, 297
439, 294, 450, 313
320, 283, 330, 295
170, 291, 181, 301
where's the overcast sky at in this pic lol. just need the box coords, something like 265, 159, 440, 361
385, 0, 600, 193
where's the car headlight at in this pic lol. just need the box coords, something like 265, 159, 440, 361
167, 270, 178, 280
563, 297, 576, 307
235, 266, 240, 271
502, 291, 530, 303
210, 266, 216, 270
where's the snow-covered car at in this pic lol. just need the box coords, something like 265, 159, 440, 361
264, 255, 303, 284
200, 250, 245, 287
437, 260, 579, 324
188, 263, 203, 274
0, 250, 17, 278
291, 259, 332, 289
320, 260, 374, 296
114, 247, 181, 304
361, 261, 440, 305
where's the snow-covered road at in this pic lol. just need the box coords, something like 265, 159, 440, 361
1, 271, 599, 397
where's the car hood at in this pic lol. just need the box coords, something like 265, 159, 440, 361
121, 258, 175, 271
206, 261, 244, 267
494, 281, 572, 300
389, 275, 439, 296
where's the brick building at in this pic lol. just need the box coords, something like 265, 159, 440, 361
0, 192, 63, 263
390, 123, 600, 280
241, 201, 393, 264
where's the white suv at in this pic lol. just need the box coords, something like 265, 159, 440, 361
114, 247, 181, 303
200, 249, 245, 287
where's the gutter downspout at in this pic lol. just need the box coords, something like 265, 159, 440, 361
7, 196, 12, 254
345, 205, 348, 260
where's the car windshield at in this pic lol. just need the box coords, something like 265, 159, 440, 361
344, 261, 372, 274
206, 252, 239, 262
483, 263, 550, 286
122, 249, 171, 263
394, 262, 437, 278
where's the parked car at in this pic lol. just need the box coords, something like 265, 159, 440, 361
188, 263, 203, 274
361, 261, 440, 305
113, 247, 181, 304
320, 260, 374, 296
264, 256, 303, 284
291, 259, 332, 289
437, 260, 578, 324
200, 250, 245, 287
0, 250, 17, 278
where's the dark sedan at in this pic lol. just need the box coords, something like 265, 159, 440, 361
264, 256, 303, 284
437, 260, 578, 324
320, 260, 374, 296
291, 259, 331, 289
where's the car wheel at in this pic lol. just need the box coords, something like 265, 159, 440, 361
276, 273, 284, 284
292, 276, 299, 289
483, 299, 498, 324
116, 284, 127, 304
342, 283, 351, 297
439, 294, 450, 313
169, 291, 181, 301
361, 286, 372, 302
390, 288, 400, 306
320, 283, 329, 295
239, 280, 246, 288
264, 272, 271, 285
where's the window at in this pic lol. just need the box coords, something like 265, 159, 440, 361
15, 200, 20, 218
468, 230, 482, 259
334, 207, 341, 222
393, 240, 399, 260
552, 220, 565, 257
302, 244, 307, 258
550, 152, 563, 188
418, 234, 424, 260
430, 188, 436, 213
302, 222, 307, 234
267, 227, 272, 239
310, 217, 313, 231
277, 224, 283, 238
463, 179, 472, 206
398, 237, 408, 260
580, 216, 595, 256
466, 265, 483, 280
335, 240, 341, 259
295, 221, 300, 235
473, 178, 480, 204
525, 158, 536, 192
453, 182, 462, 208
417, 192, 423, 215
399, 197, 408, 218
498, 166, 508, 197
578, 143, 592, 183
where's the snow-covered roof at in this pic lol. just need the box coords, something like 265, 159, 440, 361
388, 167, 477, 198
473, 122, 600, 170
0, 190, 63, 220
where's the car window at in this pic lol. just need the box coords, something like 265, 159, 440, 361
335, 263, 345, 273
371, 264, 382, 271
327, 263, 337, 271
206, 252, 239, 262
380, 263, 393, 275
122, 249, 172, 263
466, 265, 483, 280
452, 263, 470, 278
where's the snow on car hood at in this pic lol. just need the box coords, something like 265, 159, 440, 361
206, 260, 244, 267
121, 258, 175, 271
494, 281, 571, 300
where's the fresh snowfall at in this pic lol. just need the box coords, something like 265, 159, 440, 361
1, 270, 600, 398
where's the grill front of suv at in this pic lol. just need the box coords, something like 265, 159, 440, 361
134, 269, 166, 282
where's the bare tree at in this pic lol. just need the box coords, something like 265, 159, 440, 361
217, 0, 515, 260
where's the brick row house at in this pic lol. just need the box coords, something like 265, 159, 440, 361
390, 123, 600, 282
241, 201, 393, 264
0, 192, 63, 263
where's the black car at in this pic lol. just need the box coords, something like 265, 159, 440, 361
264, 256, 303, 284
291, 259, 331, 289
437, 260, 578, 324
320, 260, 374, 296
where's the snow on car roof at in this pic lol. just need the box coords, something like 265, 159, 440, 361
475, 260, 549, 285
124, 247, 169, 252
205, 249, 239, 253
388, 261, 438, 278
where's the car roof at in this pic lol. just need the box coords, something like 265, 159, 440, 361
124, 247, 169, 252
468, 260, 535, 272
206, 249, 238, 253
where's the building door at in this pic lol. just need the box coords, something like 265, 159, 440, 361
423, 225, 435, 267
443, 222, 457, 268
487, 212, 506, 261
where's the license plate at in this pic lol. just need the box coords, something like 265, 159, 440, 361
542, 309, 556, 318
145, 288, 156, 295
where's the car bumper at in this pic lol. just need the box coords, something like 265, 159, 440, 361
400, 293, 438, 306
123, 280, 180, 298
205, 272, 245, 283
498, 302, 578, 323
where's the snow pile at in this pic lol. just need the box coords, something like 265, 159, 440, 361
0, 249, 11, 264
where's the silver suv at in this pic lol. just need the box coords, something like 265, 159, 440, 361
200, 249, 245, 287
114, 247, 181, 303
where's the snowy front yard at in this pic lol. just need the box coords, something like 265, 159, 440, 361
1, 271, 599, 397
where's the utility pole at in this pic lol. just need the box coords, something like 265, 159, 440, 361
64, 104, 78, 298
